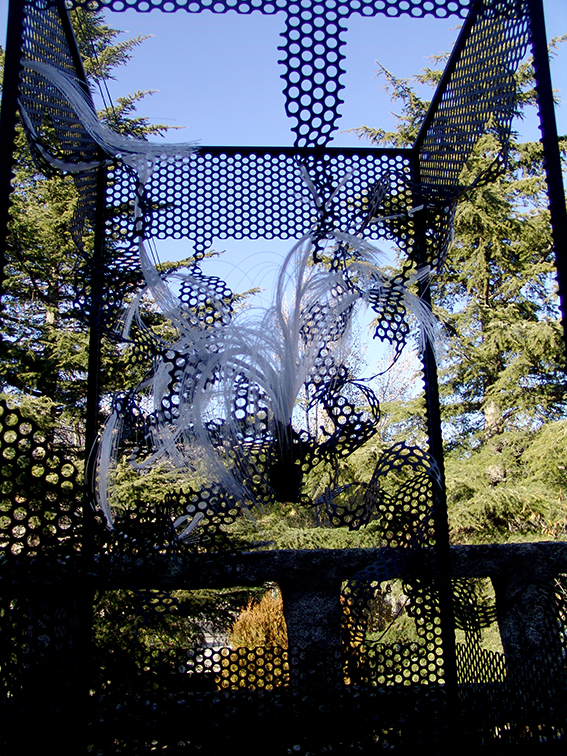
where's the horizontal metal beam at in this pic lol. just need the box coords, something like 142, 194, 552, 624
5, 541, 565, 590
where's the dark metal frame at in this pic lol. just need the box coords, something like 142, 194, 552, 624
0, 0, 566, 752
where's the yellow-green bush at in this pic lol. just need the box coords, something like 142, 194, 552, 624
229, 588, 288, 648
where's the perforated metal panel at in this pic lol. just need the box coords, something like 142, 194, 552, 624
418, 0, 530, 191
1, 0, 566, 753
26, 0, 475, 151
0, 401, 82, 559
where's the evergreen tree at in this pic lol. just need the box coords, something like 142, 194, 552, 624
351, 45, 567, 542
0, 114, 89, 446
0, 12, 172, 450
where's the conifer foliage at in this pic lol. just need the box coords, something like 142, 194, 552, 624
0, 12, 170, 452
352, 45, 567, 542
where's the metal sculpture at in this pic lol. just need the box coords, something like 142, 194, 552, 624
0, 0, 566, 753
96, 196, 441, 531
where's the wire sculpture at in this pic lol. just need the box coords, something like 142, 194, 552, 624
18, 60, 197, 173
96, 177, 441, 533
15, 43, 444, 548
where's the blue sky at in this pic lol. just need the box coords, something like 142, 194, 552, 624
91, 3, 566, 146
1, 1, 565, 145
93, 10, 462, 147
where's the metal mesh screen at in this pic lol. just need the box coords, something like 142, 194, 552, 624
18, 4, 98, 165
0, 401, 82, 560
419, 0, 530, 192
26, 0, 474, 151
17, 2, 102, 323
1, 0, 566, 753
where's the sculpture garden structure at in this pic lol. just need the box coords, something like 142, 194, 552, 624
0, 0, 566, 752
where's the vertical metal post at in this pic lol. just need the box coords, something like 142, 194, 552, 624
56, 0, 91, 98
411, 155, 458, 751
83, 165, 107, 562
77, 166, 107, 754
527, 0, 567, 351
0, 0, 26, 306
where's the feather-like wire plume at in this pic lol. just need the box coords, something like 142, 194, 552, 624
19, 61, 197, 173
96, 230, 441, 525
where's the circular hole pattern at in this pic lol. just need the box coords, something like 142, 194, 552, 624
0, 402, 80, 558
